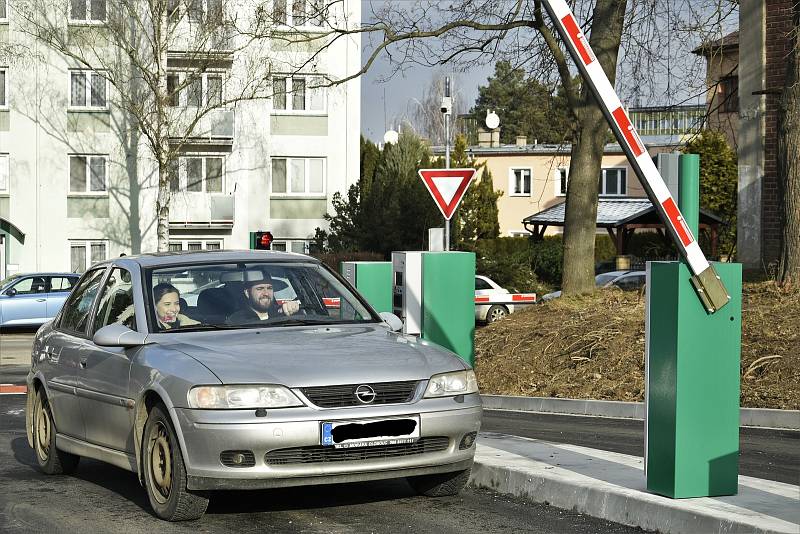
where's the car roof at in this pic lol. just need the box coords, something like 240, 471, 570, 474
98, 249, 321, 269
8, 272, 79, 277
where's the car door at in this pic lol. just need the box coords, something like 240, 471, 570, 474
474, 276, 495, 320
46, 275, 78, 319
46, 268, 107, 441
78, 267, 137, 452
0, 276, 48, 325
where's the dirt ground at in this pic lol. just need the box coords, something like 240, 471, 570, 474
475, 282, 800, 410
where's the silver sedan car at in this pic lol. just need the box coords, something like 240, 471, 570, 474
26, 251, 482, 521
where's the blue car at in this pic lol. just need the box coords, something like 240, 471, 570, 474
0, 273, 80, 327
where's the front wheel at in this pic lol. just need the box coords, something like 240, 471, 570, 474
142, 404, 208, 521
486, 305, 508, 323
407, 468, 471, 497
32, 389, 79, 475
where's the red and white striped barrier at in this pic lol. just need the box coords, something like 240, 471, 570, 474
0, 384, 27, 395
541, 0, 730, 312
475, 293, 537, 305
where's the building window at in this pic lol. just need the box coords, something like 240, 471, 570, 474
0, 0, 7, 20
599, 168, 627, 197
70, 70, 108, 109
557, 168, 568, 196
271, 75, 326, 113
70, 240, 107, 273
171, 71, 225, 108
168, 156, 225, 193
0, 67, 7, 108
168, 239, 222, 251
271, 157, 325, 195
69, 0, 106, 22
271, 240, 308, 253
270, 0, 323, 27
719, 76, 738, 113
509, 168, 532, 196
0, 154, 8, 193
69, 155, 107, 193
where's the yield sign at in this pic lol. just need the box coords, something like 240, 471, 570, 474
418, 168, 477, 220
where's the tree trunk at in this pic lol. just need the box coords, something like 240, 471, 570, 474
778, 3, 800, 286
561, 0, 627, 295
155, 5, 170, 253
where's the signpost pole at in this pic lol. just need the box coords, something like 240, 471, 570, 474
444, 113, 451, 251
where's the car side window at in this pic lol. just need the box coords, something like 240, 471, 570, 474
93, 268, 136, 333
10, 277, 48, 295
59, 269, 106, 334
475, 278, 492, 290
49, 276, 76, 293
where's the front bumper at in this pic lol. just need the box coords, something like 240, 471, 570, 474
173, 394, 482, 491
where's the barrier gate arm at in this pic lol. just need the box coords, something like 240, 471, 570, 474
540, 0, 730, 313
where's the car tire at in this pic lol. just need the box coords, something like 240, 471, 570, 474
143, 404, 208, 521
486, 305, 508, 323
33, 388, 80, 475
407, 468, 471, 497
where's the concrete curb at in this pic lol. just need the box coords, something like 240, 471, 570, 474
481, 395, 800, 430
470, 435, 800, 534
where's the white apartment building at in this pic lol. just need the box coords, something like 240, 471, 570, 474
0, 0, 361, 277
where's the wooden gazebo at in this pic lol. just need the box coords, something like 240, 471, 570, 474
522, 199, 723, 257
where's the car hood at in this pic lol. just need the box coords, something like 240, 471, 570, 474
158, 324, 468, 387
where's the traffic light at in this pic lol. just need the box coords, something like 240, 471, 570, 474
254, 231, 273, 250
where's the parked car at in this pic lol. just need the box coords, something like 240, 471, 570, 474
540, 270, 646, 301
26, 251, 481, 521
475, 275, 515, 323
0, 273, 80, 327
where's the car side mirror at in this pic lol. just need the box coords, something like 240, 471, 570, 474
378, 312, 403, 332
93, 324, 150, 348
4, 288, 16, 297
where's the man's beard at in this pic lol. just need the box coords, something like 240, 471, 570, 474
251, 295, 272, 313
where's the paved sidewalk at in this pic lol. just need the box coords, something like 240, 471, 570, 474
471, 433, 800, 534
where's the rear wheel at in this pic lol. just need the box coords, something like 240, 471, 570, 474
407, 468, 471, 497
33, 389, 79, 475
486, 305, 508, 323
142, 404, 208, 521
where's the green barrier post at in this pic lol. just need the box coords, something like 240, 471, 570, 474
645, 154, 742, 498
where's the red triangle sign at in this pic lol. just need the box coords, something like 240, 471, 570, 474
418, 168, 477, 220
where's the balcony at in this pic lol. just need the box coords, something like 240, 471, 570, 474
167, 108, 235, 141
169, 193, 234, 229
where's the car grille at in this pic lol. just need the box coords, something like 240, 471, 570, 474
301, 380, 420, 408
264, 437, 450, 466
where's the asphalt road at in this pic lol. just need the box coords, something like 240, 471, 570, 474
482, 410, 800, 485
0, 395, 647, 533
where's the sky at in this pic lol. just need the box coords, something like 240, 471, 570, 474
358, 1, 738, 144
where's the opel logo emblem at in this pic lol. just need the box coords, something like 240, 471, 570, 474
354, 385, 376, 404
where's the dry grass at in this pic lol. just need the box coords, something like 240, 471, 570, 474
475, 282, 800, 410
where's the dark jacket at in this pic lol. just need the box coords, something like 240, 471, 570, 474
226, 303, 281, 325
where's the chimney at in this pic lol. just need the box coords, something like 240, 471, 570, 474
491, 130, 500, 147
515, 135, 527, 147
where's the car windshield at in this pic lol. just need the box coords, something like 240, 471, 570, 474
595, 272, 622, 286
0, 274, 21, 289
146, 262, 377, 332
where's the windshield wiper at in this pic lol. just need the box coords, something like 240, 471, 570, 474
259, 318, 333, 327
167, 324, 242, 332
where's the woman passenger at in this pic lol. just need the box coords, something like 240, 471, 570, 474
153, 283, 199, 329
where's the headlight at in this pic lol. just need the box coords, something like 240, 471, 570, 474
187, 385, 303, 409
424, 370, 478, 398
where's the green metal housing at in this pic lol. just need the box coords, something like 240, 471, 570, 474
420, 252, 476, 366
340, 261, 393, 314
645, 261, 742, 498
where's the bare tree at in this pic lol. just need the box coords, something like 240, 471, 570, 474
297, 0, 736, 294
778, 1, 800, 286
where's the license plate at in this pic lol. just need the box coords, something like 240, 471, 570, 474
321, 416, 420, 448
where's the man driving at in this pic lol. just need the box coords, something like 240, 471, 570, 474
226, 271, 301, 324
